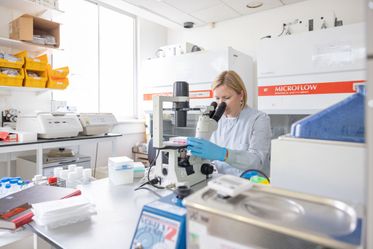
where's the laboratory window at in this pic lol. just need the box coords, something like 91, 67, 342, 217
53, 0, 136, 119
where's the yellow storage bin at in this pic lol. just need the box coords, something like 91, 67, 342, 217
0, 51, 25, 69
0, 68, 24, 87
24, 54, 48, 71
24, 69, 47, 88
46, 64, 69, 89
47, 77, 69, 89
48, 66, 69, 78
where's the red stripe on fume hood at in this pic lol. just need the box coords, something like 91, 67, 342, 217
258, 80, 365, 96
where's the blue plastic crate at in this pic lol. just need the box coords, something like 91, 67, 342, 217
291, 85, 365, 143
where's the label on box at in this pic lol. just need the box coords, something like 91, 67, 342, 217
113, 164, 133, 170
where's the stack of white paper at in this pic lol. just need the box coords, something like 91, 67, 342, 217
32, 196, 96, 229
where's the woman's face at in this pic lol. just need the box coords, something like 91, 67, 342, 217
214, 85, 243, 117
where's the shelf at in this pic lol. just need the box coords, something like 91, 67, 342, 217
0, 37, 62, 54
0, 0, 63, 16
0, 86, 59, 96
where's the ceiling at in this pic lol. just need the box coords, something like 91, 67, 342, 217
121, 0, 308, 28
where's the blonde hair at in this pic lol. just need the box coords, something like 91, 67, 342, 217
212, 70, 248, 109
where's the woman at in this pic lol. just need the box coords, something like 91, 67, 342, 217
187, 70, 272, 176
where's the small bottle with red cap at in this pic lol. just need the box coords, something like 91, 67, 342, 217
48, 176, 58, 186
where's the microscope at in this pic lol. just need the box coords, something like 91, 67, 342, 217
150, 81, 226, 188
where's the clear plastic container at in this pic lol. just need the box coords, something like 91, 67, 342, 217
82, 168, 92, 184
108, 157, 134, 185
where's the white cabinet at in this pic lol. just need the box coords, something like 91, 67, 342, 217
141, 47, 254, 110
257, 23, 366, 114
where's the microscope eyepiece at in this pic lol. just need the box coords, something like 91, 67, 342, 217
209, 101, 218, 118
212, 102, 227, 122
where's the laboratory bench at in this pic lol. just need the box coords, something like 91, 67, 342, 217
0, 133, 121, 176
27, 177, 179, 249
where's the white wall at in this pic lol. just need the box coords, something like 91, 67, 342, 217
167, 0, 365, 59
137, 17, 168, 118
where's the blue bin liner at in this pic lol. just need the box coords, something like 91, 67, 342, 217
291, 85, 365, 143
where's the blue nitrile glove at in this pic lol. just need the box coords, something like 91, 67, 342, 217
187, 137, 227, 161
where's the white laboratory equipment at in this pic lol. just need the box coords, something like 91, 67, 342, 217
157, 42, 201, 57
78, 113, 117, 135
257, 23, 366, 114
270, 86, 365, 207
150, 94, 217, 188
16, 112, 83, 139
142, 47, 254, 110
184, 175, 362, 249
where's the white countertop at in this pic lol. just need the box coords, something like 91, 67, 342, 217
28, 178, 171, 249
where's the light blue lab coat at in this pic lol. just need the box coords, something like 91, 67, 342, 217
210, 106, 272, 176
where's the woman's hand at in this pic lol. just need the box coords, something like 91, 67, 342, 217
187, 137, 227, 161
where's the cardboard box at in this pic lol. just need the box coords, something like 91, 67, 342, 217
9, 14, 60, 48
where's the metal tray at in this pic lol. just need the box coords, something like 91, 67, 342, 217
185, 184, 360, 248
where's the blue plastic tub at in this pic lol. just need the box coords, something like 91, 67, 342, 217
290, 85, 365, 143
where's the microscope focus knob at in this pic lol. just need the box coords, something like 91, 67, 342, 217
201, 163, 214, 176
175, 185, 191, 199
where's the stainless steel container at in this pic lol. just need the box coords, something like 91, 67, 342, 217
184, 183, 361, 249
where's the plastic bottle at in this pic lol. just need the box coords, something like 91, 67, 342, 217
59, 170, 69, 180
1, 177, 9, 186
66, 172, 79, 188
75, 167, 83, 178
68, 164, 77, 172
32, 175, 47, 185
23, 180, 32, 189
82, 168, 92, 184
9, 178, 18, 194
48, 176, 58, 186
17, 180, 24, 191
4, 183, 11, 196
53, 167, 63, 178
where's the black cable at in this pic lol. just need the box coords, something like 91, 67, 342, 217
260, 35, 271, 40
240, 169, 271, 183
134, 187, 162, 198
147, 149, 165, 189
134, 181, 149, 190
134, 148, 161, 191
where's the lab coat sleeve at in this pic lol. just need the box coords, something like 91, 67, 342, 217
225, 113, 272, 172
